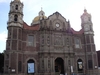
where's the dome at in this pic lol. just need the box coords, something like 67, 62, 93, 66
33, 16, 47, 22
14, 0, 20, 1
31, 9, 47, 25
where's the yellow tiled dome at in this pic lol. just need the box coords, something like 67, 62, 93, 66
15, 0, 20, 1
31, 9, 47, 25
33, 16, 47, 22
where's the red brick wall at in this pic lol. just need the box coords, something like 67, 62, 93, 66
11, 53, 17, 73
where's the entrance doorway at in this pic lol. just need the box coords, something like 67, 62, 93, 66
55, 58, 64, 74
27, 59, 35, 74
77, 59, 83, 73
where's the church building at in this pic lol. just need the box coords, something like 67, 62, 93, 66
4, 0, 98, 75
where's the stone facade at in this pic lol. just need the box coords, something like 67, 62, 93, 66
4, 0, 98, 75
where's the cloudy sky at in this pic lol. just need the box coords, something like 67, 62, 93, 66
0, 0, 100, 53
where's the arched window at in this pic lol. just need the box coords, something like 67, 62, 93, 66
27, 35, 34, 46
74, 38, 81, 48
77, 59, 83, 73
15, 5, 18, 10
14, 15, 18, 22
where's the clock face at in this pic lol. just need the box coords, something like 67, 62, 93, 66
79, 64, 82, 69
56, 23, 60, 27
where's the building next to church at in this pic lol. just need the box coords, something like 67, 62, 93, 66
4, 0, 99, 75
97, 50, 100, 68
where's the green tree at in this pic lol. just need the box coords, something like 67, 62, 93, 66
0, 53, 4, 73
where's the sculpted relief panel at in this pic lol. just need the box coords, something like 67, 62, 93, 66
54, 34, 70, 46
54, 34, 63, 46
53, 34, 71, 51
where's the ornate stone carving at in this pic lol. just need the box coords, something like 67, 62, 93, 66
47, 38, 50, 45
54, 34, 63, 46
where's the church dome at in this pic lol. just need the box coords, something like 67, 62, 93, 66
33, 15, 47, 22
14, 0, 20, 1
31, 9, 47, 25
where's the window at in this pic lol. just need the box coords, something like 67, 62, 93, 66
88, 60, 93, 69
14, 14, 18, 22
18, 61, 22, 72
15, 5, 18, 10
27, 35, 34, 46
75, 38, 81, 48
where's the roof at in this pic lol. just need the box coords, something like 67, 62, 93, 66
23, 22, 83, 34
70, 28, 84, 34
23, 22, 39, 30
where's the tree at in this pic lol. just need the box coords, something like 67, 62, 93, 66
0, 53, 4, 73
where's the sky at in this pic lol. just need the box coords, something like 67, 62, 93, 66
0, 0, 100, 53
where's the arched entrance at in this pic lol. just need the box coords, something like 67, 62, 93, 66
77, 59, 83, 73
27, 59, 35, 74
55, 57, 64, 74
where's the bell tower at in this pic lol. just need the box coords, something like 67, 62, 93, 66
6, 0, 23, 51
4, 0, 24, 74
81, 9, 98, 71
8, 0, 23, 27
81, 9, 93, 34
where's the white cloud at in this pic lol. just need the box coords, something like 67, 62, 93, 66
0, 31, 7, 42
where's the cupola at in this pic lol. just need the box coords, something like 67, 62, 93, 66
31, 8, 47, 25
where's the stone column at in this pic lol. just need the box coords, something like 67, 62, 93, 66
50, 57, 53, 72
50, 57, 55, 72
50, 57, 55, 75
52, 57, 55, 72
64, 56, 68, 74
44, 57, 47, 72
46, 57, 48, 72
70, 57, 74, 74
40, 58, 42, 72
47, 57, 50, 72
68, 56, 71, 75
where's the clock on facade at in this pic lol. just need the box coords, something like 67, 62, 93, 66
56, 23, 60, 27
